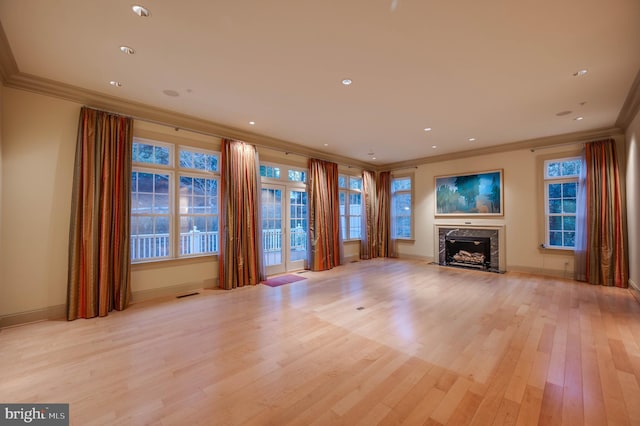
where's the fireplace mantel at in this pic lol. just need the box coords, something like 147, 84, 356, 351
434, 225, 506, 273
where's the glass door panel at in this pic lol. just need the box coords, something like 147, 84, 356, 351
261, 185, 285, 275
288, 189, 307, 270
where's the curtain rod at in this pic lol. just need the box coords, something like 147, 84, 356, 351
529, 136, 615, 152
529, 141, 584, 153
86, 105, 361, 170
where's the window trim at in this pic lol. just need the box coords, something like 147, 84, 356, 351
544, 177, 577, 250
259, 161, 308, 188
339, 174, 363, 241
391, 173, 414, 240
131, 137, 220, 263
536, 150, 582, 252
131, 166, 174, 261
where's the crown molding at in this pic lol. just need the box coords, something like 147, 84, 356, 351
0, 18, 631, 172
4, 68, 626, 173
3, 72, 374, 170
0, 21, 372, 170
616, 68, 640, 129
381, 126, 623, 171
0, 21, 18, 83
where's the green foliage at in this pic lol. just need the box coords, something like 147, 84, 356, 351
436, 185, 459, 213
454, 175, 480, 209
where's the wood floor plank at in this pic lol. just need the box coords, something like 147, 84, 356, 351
538, 382, 564, 426
1, 259, 639, 425
491, 397, 520, 426
515, 385, 543, 426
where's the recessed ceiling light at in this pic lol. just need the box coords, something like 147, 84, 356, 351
574, 116, 584, 121
468, 137, 476, 142
432, 145, 437, 149
249, 121, 255, 125
341, 79, 352, 86
109, 80, 122, 87
163, 89, 179, 97
424, 127, 432, 132
132, 5, 150, 17
372, 157, 376, 160
573, 69, 588, 77
323, 143, 329, 147
119, 46, 135, 55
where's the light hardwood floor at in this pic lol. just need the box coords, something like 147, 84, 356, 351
1, 258, 640, 425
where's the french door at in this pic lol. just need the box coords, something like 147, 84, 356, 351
261, 184, 308, 275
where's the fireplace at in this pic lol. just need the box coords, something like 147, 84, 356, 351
445, 236, 491, 270
437, 226, 503, 273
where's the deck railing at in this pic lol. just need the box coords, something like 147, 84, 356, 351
131, 228, 307, 261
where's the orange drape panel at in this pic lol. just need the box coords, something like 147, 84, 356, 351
580, 139, 628, 287
219, 139, 263, 289
376, 171, 395, 258
308, 159, 341, 271
67, 107, 133, 320
360, 170, 377, 260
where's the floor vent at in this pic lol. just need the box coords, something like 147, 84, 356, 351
176, 292, 199, 299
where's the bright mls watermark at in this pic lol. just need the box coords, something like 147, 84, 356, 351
0, 404, 68, 425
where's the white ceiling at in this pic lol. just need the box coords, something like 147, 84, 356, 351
1, 0, 639, 165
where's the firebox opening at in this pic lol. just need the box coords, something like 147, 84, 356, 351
445, 236, 491, 270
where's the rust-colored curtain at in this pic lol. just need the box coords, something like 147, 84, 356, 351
308, 159, 342, 271
360, 170, 377, 259
575, 139, 628, 287
376, 171, 396, 257
219, 139, 264, 289
67, 107, 133, 320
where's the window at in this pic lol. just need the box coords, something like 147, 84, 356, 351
544, 157, 581, 249
260, 163, 306, 184
131, 138, 219, 262
260, 164, 281, 179
288, 169, 306, 183
392, 176, 412, 239
339, 175, 362, 240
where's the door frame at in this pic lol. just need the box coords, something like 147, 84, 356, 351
261, 183, 286, 276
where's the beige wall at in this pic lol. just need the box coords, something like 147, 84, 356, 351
0, 87, 365, 322
0, 89, 225, 320
1, 88, 78, 318
1, 85, 633, 324
396, 147, 578, 276
625, 109, 640, 290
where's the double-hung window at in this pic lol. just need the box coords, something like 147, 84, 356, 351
338, 175, 362, 240
391, 176, 413, 239
543, 157, 581, 249
131, 138, 220, 262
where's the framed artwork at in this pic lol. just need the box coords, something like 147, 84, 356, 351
435, 169, 503, 216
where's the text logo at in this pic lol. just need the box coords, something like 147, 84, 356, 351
0, 404, 68, 426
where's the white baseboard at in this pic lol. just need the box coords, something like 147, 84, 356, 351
1, 279, 219, 329
506, 264, 577, 280
0, 304, 66, 329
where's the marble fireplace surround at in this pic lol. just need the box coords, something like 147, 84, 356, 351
435, 225, 506, 273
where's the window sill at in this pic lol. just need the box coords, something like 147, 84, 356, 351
538, 245, 574, 254
132, 254, 218, 270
